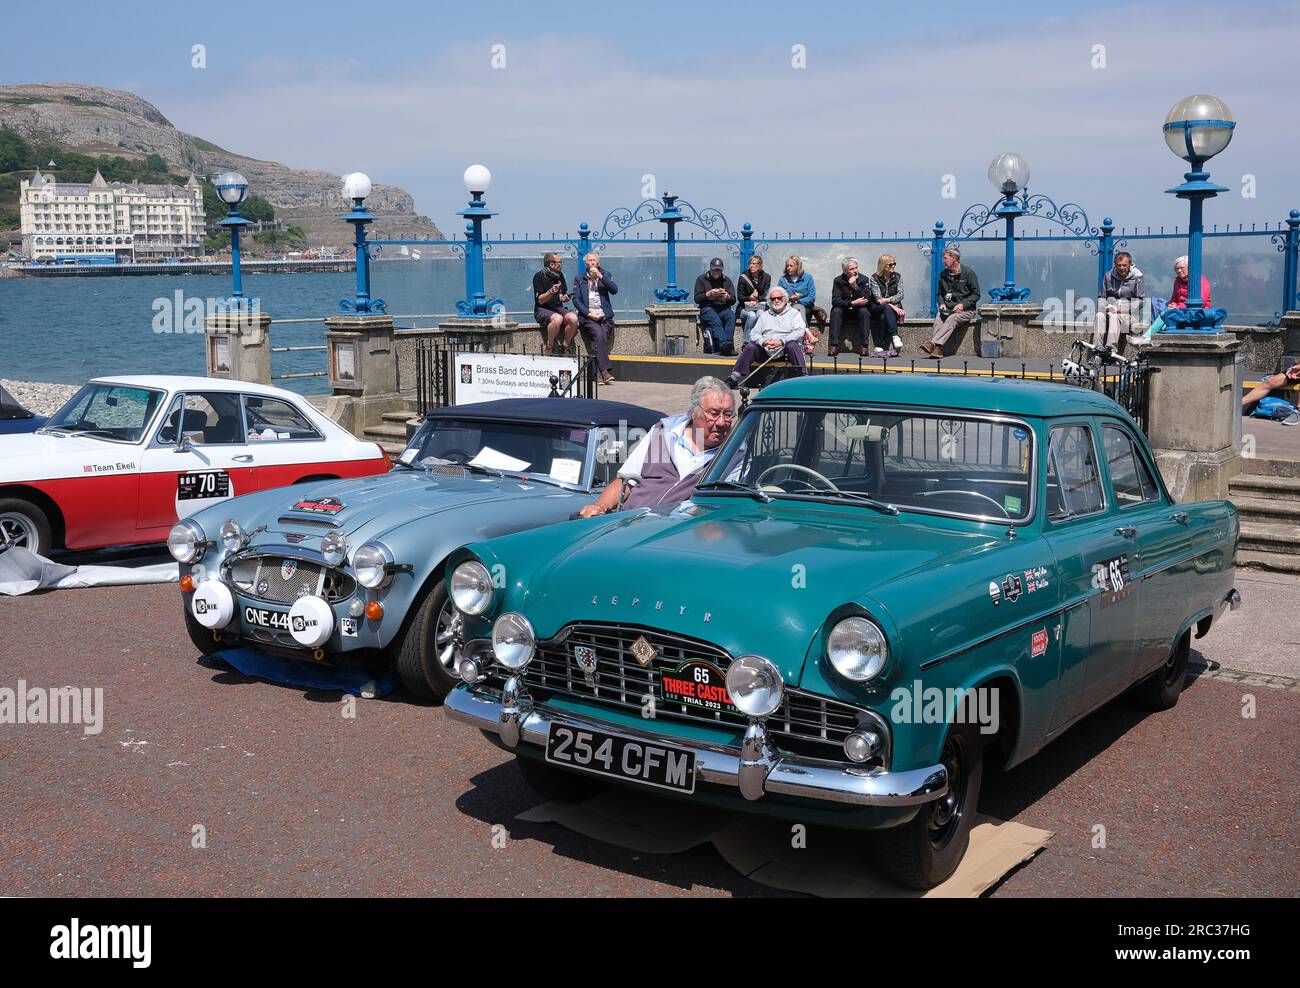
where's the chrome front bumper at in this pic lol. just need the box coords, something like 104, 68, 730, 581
445, 685, 949, 808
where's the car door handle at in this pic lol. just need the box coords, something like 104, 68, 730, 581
1114, 526, 1137, 539
1171, 511, 1189, 525
232, 454, 254, 463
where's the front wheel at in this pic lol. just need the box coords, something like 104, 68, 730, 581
183, 605, 226, 657
392, 579, 460, 701
0, 498, 52, 556
1130, 630, 1191, 711
872, 721, 984, 890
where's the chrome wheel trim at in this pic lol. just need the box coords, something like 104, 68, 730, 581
928, 734, 965, 850
434, 598, 463, 672
0, 512, 37, 550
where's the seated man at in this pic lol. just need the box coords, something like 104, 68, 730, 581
922, 246, 980, 358
725, 286, 808, 387
693, 257, 737, 355
1092, 250, 1145, 349
829, 258, 872, 356
578, 377, 736, 515
533, 251, 579, 355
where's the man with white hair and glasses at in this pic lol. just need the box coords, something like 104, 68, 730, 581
578, 377, 736, 516
725, 285, 809, 387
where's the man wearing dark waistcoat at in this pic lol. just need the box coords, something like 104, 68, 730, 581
578, 377, 735, 516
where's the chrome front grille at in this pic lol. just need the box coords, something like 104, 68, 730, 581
228, 555, 355, 605
511, 624, 872, 761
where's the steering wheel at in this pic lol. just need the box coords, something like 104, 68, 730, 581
917, 489, 1010, 517
438, 448, 474, 464
756, 463, 841, 492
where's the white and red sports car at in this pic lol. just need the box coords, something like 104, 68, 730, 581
0, 375, 391, 556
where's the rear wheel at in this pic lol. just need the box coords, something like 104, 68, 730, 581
0, 499, 52, 556
515, 754, 604, 803
393, 580, 460, 701
1131, 630, 1191, 710
872, 721, 984, 890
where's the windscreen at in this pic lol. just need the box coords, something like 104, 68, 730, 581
703, 405, 1035, 521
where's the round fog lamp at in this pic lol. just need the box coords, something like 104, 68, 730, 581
844, 730, 882, 763
492, 612, 535, 670
288, 595, 334, 648
828, 616, 889, 683
321, 531, 348, 567
220, 519, 244, 553
458, 655, 486, 684
190, 580, 234, 629
451, 560, 494, 615
725, 655, 784, 719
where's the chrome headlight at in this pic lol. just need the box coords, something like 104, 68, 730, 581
352, 543, 391, 589
725, 654, 784, 718
450, 560, 494, 615
492, 612, 535, 670
219, 519, 244, 553
320, 531, 348, 567
167, 520, 205, 564
827, 616, 889, 682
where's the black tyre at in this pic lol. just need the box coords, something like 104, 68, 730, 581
1131, 630, 1191, 711
0, 498, 52, 556
392, 579, 460, 701
873, 721, 985, 890
515, 754, 604, 803
183, 605, 226, 657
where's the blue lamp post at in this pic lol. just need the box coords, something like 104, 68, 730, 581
339, 171, 385, 314
987, 152, 1031, 302
1161, 94, 1235, 333
213, 171, 249, 303
455, 164, 503, 317
654, 192, 690, 302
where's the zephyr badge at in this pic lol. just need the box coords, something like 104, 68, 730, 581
573, 645, 598, 687
630, 635, 658, 668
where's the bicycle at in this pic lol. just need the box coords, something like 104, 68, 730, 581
1062, 339, 1148, 422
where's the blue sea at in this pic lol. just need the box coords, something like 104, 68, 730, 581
0, 237, 1285, 395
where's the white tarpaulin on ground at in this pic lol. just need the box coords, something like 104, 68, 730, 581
454, 352, 578, 404
0, 546, 178, 596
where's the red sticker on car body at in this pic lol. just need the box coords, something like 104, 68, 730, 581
291, 496, 344, 515
1031, 629, 1049, 657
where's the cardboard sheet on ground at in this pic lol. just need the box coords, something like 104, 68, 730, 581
205, 648, 399, 699
0, 545, 177, 595
518, 791, 1051, 897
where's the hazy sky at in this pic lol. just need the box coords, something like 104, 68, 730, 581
3, 0, 1296, 237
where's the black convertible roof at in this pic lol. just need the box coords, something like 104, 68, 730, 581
424, 397, 665, 430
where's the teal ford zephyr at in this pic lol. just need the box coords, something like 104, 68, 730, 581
442, 375, 1240, 888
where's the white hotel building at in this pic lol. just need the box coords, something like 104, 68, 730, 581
19, 169, 206, 262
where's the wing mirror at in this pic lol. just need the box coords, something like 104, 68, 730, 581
174, 431, 202, 452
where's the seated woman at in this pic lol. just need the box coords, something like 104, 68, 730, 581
726, 287, 808, 387
1167, 255, 1212, 309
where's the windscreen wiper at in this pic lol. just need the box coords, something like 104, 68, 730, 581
694, 480, 773, 503
799, 490, 900, 514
